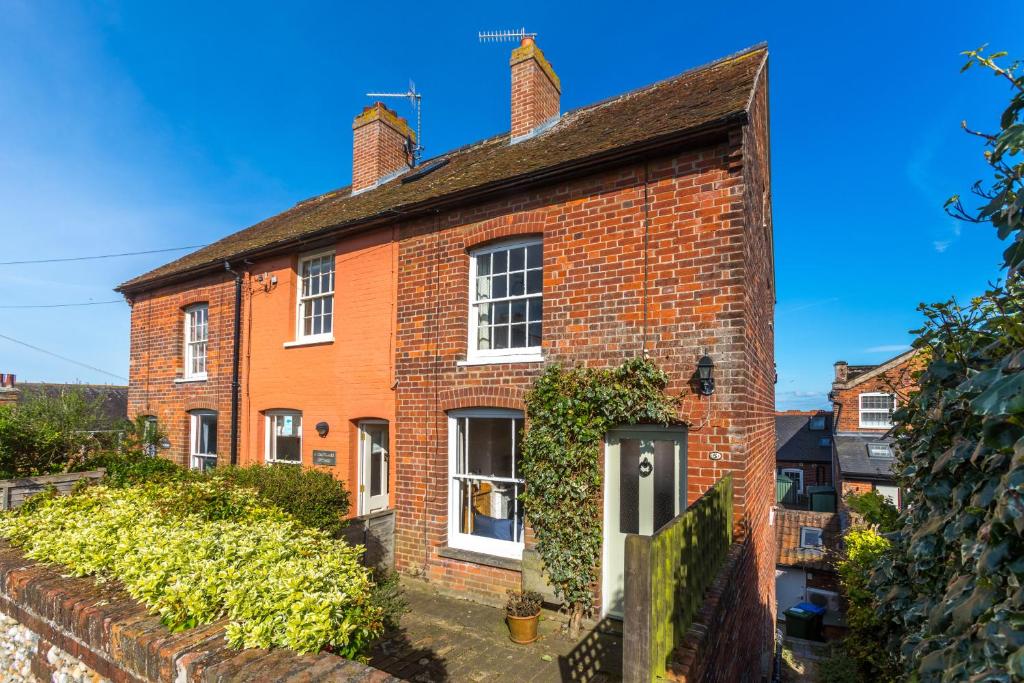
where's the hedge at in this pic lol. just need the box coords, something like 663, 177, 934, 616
0, 480, 383, 658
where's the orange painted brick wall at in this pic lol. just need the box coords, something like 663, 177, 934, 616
127, 228, 397, 514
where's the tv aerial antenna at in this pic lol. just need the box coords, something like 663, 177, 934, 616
366, 79, 423, 165
478, 28, 537, 43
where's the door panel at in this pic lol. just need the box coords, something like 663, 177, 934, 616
602, 428, 687, 619
360, 422, 390, 514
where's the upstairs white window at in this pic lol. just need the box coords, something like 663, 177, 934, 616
183, 304, 208, 379
448, 409, 525, 559
189, 410, 217, 471
867, 442, 893, 458
468, 240, 542, 362
297, 252, 335, 341
800, 526, 823, 549
859, 393, 895, 429
266, 411, 302, 464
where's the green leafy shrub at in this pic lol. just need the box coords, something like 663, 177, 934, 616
210, 464, 350, 537
368, 569, 408, 630
818, 645, 861, 683
86, 450, 186, 487
843, 490, 900, 532
0, 480, 382, 657
520, 357, 682, 633
0, 387, 106, 478
834, 527, 898, 680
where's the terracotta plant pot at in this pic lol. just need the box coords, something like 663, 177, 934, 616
507, 611, 540, 644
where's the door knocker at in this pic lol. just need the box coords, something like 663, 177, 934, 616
639, 456, 653, 478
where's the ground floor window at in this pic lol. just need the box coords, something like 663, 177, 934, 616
266, 411, 302, 464
447, 409, 525, 559
779, 467, 804, 494
189, 410, 217, 471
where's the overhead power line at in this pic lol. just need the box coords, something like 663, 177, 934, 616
0, 244, 207, 266
0, 332, 128, 381
0, 300, 124, 309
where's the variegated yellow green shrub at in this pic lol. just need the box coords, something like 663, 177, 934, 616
0, 480, 383, 658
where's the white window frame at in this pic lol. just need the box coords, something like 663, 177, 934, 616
183, 304, 208, 380
189, 410, 217, 471
466, 238, 543, 364
265, 410, 303, 464
295, 250, 335, 343
799, 526, 823, 549
874, 484, 901, 509
780, 467, 805, 494
867, 442, 893, 458
447, 408, 525, 560
859, 392, 895, 429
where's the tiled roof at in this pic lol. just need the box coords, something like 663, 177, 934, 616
834, 433, 897, 480
775, 508, 840, 570
118, 45, 768, 293
776, 412, 833, 464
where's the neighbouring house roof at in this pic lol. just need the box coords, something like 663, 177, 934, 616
776, 412, 833, 464
775, 508, 840, 571
118, 44, 768, 294
835, 349, 918, 389
834, 433, 897, 480
15, 383, 128, 430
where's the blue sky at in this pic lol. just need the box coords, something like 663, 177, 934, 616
0, 1, 1019, 409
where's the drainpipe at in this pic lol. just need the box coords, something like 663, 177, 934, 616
225, 261, 243, 466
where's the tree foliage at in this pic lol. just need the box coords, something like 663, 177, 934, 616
844, 490, 901, 532
519, 357, 682, 632
0, 387, 106, 478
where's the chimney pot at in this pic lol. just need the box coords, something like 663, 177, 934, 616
509, 40, 561, 142
351, 102, 415, 194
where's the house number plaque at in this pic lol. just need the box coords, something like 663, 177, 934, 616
312, 450, 336, 466
638, 456, 653, 478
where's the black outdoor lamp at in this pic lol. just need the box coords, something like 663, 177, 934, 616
315, 421, 330, 438
697, 355, 716, 396
158, 437, 171, 450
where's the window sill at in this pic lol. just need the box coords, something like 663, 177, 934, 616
174, 376, 207, 384
457, 353, 544, 367
283, 336, 334, 348
437, 546, 523, 572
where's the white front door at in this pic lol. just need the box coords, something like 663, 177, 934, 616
602, 427, 687, 619
359, 421, 390, 514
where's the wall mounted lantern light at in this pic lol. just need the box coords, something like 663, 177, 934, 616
158, 437, 172, 450
315, 421, 330, 438
697, 355, 716, 396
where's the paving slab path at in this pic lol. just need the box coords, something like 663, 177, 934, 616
370, 579, 622, 682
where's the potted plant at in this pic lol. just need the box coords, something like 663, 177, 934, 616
505, 590, 542, 644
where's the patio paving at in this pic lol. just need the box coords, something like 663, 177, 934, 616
369, 578, 622, 682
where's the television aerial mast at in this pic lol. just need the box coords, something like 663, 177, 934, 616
478, 28, 538, 43
365, 80, 423, 165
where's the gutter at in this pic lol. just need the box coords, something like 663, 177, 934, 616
223, 261, 244, 466
116, 113, 746, 295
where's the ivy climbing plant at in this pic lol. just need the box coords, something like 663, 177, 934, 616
519, 356, 683, 635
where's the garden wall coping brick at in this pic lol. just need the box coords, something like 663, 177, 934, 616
0, 542, 398, 683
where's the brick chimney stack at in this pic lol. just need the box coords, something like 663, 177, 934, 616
0, 373, 17, 405
833, 361, 849, 383
509, 37, 561, 142
351, 102, 415, 194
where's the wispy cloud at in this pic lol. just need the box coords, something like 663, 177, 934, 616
933, 240, 951, 253
864, 344, 910, 354
776, 390, 829, 412
776, 297, 839, 315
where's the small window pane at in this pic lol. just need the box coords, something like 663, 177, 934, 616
492, 250, 507, 274
477, 303, 492, 326
528, 323, 542, 346
476, 276, 491, 300
509, 247, 525, 271
527, 244, 541, 268
510, 300, 526, 324
509, 272, 525, 296
511, 324, 526, 348
477, 324, 492, 350
528, 298, 542, 322
526, 270, 542, 294
476, 254, 491, 276
494, 326, 509, 349
492, 274, 507, 299
494, 302, 511, 325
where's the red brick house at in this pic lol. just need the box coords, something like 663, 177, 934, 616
830, 349, 921, 508
775, 410, 834, 506
118, 39, 776, 665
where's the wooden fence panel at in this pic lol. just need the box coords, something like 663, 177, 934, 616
0, 470, 106, 510
623, 474, 733, 682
